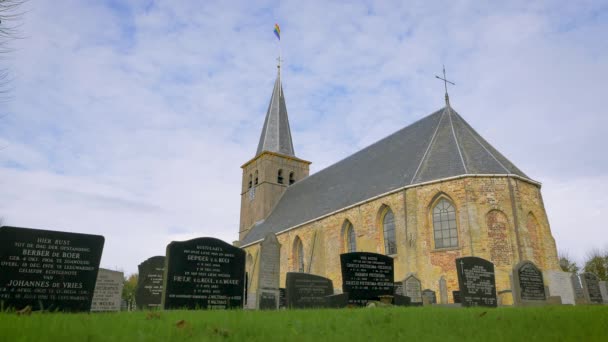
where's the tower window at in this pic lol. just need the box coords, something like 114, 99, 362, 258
248, 174, 252, 189
254, 170, 258, 185
433, 198, 458, 249
277, 169, 284, 184
289, 172, 295, 185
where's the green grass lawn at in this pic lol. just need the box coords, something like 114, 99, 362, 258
1, 306, 607, 342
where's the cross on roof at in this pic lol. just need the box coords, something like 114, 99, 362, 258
435, 65, 455, 106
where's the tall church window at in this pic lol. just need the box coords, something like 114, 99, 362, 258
433, 198, 458, 248
382, 208, 397, 255
278, 169, 284, 184
343, 221, 356, 253
293, 237, 304, 272
289, 172, 295, 185
254, 170, 258, 185
248, 174, 252, 189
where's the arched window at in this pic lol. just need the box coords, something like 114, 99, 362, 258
382, 208, 397, 255
293, 237, 304, 272
248, 174, 252, 189
289, 172, 295, 185
433, 198, 458, 248
277, 169, 284, 184
343, 221, 356, 253
254, 170, 258, 185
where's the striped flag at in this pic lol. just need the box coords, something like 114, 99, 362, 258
273, 23, 280, 40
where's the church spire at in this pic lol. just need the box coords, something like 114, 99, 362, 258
256, 65, 295, 157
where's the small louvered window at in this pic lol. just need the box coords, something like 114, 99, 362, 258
289, 172, 295, 185
278, 169, 284, 184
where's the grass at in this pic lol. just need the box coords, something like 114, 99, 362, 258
0, 306, 607, 342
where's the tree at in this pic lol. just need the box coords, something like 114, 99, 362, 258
558, 251, 579, 274
583, 249, 608, 281
122, 273, 138, 310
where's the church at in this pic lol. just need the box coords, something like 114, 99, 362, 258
237, 65, 560, 304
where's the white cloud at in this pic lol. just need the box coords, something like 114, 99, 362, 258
1, 0, 607, 273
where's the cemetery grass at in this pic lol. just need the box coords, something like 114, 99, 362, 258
1, 306, 607, 342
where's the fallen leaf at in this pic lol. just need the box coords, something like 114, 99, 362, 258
146, 312, 161, 320
176, 320, 188, 329
478, 311, 487, 317
212, 327, 230, 338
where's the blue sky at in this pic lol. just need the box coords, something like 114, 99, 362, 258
1, 0, 607, 274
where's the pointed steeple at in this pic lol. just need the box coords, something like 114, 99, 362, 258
256, 67, 295, 157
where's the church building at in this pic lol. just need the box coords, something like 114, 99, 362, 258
238, 65, 560, 304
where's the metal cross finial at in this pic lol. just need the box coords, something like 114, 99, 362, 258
435, 65, 455, 106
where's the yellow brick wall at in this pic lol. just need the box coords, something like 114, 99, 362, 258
242, 176, 559, 303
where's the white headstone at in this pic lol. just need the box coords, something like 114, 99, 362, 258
543, 270, 575, 305
599, 281, 608, 304
439, 276, 448, 304
91, 269, 124, 312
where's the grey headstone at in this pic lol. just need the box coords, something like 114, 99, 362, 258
571, 273, 587, 304
91, 269, 124, 312
512, 261, 546, 305
599, 281, 608, 304
256, 233, 281, 310
422, 289, 436, 305
439, 276, 448, 304
580, 273, 603, 304
394, 281, 404, 296
544, 270, 575, 305
404, 274, 422, 303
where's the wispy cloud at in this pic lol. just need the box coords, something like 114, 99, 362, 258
1, 0, 607, 273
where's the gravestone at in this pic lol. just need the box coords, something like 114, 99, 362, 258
162, 237, 245, 310
422, 289, 437, 305
135, 256, 165, 309
455, 256, 497, 307
279, 288, 286, 308
571, 273, 586, 304
452, 291, 461, 303
512, 261, 546, 305
91, 268, 124, 312
544, 270, 575, 305
599, 281, 608, 304
0, 226, 104, 312
394, 281, 404, 296
285, 272, 334, 308
340, 252, 394, 306
404, 274, 422, 304
256, 233, 281, 310
324, 293, 349, 308
393, 294, 412, 306
439, 276, 448, 304
580, 273, 603, 304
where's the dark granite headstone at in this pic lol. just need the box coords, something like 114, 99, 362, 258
452, 290, 461, 303
279, 288, 286, 308
393, 294, 412, 306
455, 256, 497, 307
135, 256, 165, 310
324, 293, 349, 308
259, 291, 277, 310
285, 272, 333, 308
422, 289, 437, 304
340, 252, 394, 306
512, 261, 546, 304
162, 237, 245, 310
0, 226, 104, 312
580, 273, 603, 304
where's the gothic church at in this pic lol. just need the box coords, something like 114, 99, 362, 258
238, 66, 560, 303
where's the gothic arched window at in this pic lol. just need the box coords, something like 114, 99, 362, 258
433, 198, 458, 248
343, 221, 356, 253
382, 208, 397, 255
289, 172, 295, 185
278, 169, 284, 184
293, 237, 304, 272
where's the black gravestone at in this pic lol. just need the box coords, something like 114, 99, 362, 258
422, 289, 437, 304
455, 257, 497, 307
324, 293, 349, 308
162, 237, 245, 310
513, 261, 545, 303
279, 288, 286, 308
340, 252, 394, 306
259, 292, 277, 310
135, 256, 165, 310
580, 273, 603, 304
393, 294, 412, 306
452, 290, 461, 303
0, 226, 104, 312
285, 272, 334, 309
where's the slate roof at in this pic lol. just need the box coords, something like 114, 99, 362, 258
256, 70, 295, 157
241, 105, 533, 246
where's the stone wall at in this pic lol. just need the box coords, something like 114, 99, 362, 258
242, 175, 560, 302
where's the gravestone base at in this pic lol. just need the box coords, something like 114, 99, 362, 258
324, 293, 349, 308
258, 290, 279, 310
393, 295, 411, 306
432, 303, 462, 308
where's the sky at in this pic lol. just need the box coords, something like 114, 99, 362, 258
0, 0, 607, 275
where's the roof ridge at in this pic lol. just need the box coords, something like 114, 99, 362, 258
447, 106, 468, 174
410, 107, 447, 184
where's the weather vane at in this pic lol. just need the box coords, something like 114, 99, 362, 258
435, 65, 455, 106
